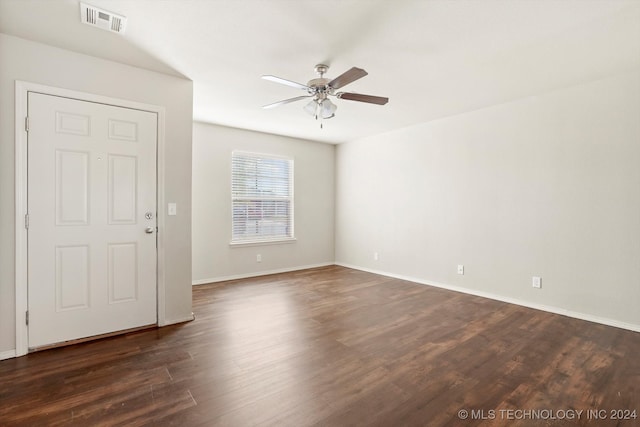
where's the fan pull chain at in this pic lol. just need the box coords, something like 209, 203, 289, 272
315, 103, 323, 129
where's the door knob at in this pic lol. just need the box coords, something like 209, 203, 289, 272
145, 226, 155, 234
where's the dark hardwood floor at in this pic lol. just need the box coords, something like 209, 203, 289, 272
1, 265, 638, 426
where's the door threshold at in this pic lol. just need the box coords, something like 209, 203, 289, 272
28, 324, 157, 353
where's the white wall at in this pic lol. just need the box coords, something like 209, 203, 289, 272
192, 122, 335, 283
0, 34, 194, 355
336, 70, 640, 330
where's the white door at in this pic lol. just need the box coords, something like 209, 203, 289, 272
27, 92, 158, 348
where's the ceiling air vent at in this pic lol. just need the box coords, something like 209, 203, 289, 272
80, 2, 127, 34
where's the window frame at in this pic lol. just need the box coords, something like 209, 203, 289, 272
229, 150, 295, 246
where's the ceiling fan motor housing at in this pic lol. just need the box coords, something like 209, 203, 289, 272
307, 78, 332, 98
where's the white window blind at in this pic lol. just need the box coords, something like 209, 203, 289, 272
231, 151, 294, 244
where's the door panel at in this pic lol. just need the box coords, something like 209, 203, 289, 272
28, 92, 158, 348
55, 245, 90, 311
55, 150, 90, 225
108, 154, 138, 224
108, 242, 138, 303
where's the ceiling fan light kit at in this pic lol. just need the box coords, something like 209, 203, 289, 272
304, 98, 337, 120
262, 64, 389, 128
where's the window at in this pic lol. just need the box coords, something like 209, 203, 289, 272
231, 151, 294, 244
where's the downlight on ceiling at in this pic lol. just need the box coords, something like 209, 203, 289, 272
80, 2, 127, 34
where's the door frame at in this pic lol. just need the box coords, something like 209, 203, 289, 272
14, 81, 167, 357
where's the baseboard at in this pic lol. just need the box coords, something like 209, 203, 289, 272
192, 262, 335, 285
336, 262, 640, 333
159, 313, 195, 327
0, 349, 17, 360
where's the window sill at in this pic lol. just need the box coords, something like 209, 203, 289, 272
229, 237, 297, 248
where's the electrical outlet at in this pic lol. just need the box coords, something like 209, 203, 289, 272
457, 265, 464, 275
373, 252, 379, 261
532, 276, 542, 289
256, 254, 262, 263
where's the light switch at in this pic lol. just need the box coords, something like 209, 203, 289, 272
168, 203, 177, 216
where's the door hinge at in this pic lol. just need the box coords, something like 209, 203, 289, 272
24, 214, 29, 230
25, 310, 29, 326
25, 117, 29, 132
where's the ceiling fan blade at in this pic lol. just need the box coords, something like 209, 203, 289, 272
328, 67, 368, 89
262, 75, 310, 91
337, 92, 389, 105
262, 95, 313, 109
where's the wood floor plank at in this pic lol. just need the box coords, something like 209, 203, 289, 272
1, 265, 638, 426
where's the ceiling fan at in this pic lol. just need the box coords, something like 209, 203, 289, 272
261, 64, 389, 126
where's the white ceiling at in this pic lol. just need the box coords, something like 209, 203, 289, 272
1, 0, 639, 144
